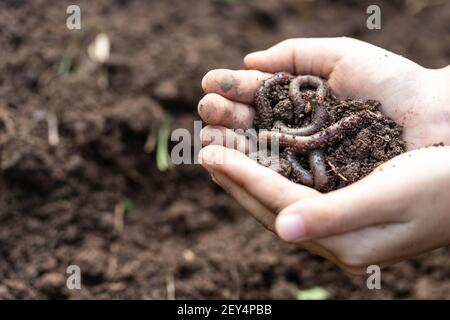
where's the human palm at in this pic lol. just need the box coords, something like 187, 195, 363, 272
198, 38, 450, 273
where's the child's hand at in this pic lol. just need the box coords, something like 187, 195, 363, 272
198, 37, 450, 273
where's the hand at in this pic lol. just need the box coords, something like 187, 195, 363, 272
198, 37, 450, 273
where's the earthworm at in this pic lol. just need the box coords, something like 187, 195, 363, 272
286, 152, 314, 187
259, 114, 367, 153
273, 103, 329, 136
254, 72, 293, 130
289, 75, 328, 113
286, 150, 328, 190
254, 74, 366, 191
309, 150, 328, 190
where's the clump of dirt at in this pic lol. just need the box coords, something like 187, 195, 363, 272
253, 73, 406, 192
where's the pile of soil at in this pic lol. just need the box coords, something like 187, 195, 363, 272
0, 0, 448, 299
254, 74, 406, 192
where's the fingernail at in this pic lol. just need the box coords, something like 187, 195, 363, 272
201, 72, 210, 91
276, 214, 306, 242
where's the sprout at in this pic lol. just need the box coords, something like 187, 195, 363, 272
58, 47, 73, 76
297, 286, 330, 300
156, 117, 172, 172
123, 199, 134, 215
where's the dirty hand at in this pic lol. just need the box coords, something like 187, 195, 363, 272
198, 37, 450, 273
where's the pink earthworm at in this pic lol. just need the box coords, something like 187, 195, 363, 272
259, 114, 367, 153
254, 72, 294, 130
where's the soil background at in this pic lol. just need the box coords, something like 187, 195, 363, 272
0, 0, 449, 299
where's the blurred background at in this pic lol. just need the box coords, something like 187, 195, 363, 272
0, 0, 448, 299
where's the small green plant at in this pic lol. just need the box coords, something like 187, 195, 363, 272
156, 117, 172, 172
297, 286, 330, 300
58, 47, 74, 76
123, 199, 134, 215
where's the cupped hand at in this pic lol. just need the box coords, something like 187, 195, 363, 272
198, 37, 450, 273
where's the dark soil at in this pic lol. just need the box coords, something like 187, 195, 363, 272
0, 0, 449, 299
254, 75, 406, 192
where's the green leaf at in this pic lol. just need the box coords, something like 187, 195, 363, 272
123, 199, 134, 215
156, 117, 172, 172
59, 48, 73, 76
297, 286, 330, 300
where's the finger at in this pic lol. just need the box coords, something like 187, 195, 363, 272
301, 239, 368, 275
211, 172, 276, 232
316, 147, 450, 268
211, 168, 365, 274
316, 223, 417, 271
199, 145, 318, 212
275, 176, 409, 243
210, 167, 363, 274
274, 147, 448, 243
211, 169, 362, 273
198, 93, 255, 129
201, 69, 272, 104
244, 37, 348, 78
200, 125, 255, 154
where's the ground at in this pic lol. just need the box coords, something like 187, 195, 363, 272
0, 0, 448, 299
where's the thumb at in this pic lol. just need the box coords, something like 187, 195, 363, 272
275, 160, 413, 242
275, 147, 450, 242
244, 38, 344, 77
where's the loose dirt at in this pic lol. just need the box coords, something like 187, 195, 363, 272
254, 74, 406, 192
0, 0, 448, 299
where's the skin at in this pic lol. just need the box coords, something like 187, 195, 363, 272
198, 37, 450, 274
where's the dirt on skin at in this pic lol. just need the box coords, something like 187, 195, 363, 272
254, 75, 406, 192
0, 0, 449, 299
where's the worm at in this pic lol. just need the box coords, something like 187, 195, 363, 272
259, 114, 367, 153
309, 150, 328, 190
285, 150, 328, 190
286, 152, 314, 187
254, 73, 363, 191
273, 103, 329, 136
289, 75, 328, 113
254, 72, 293, 130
